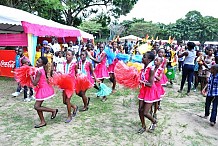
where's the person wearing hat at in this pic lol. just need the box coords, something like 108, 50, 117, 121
41, 40, 49, 57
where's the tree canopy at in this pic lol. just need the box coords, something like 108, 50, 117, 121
0, 0, 138, 26
119, 11, 218, 43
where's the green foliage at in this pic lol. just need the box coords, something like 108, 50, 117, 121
128, 22, 160, 38
78, 21, 103, 34
120, 11, 218, 43
1, 0, 138, 26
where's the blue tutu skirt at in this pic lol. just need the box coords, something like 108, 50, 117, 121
104, 47, 116, 65
116, 53, 130, 63
96, 83, 112, 96
131, 55, 143, 63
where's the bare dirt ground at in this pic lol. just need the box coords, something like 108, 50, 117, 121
0, 74, 217, 146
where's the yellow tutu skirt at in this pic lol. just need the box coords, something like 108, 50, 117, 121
127, 62, 144, 72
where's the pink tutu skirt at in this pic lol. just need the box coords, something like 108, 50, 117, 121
160, 73, 168, 85
108, 59, 118, 73
94, 63, 109, 79
35, 84, 54, 101
138, 84, 160, 103
155, 81, 165, 99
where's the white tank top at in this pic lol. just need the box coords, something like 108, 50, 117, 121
184, 50, 196, 65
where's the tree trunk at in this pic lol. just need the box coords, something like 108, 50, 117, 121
99, 32, 102, 39
66, 10, 73, 26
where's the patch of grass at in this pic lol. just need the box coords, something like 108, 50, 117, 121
0, 73, 217, 145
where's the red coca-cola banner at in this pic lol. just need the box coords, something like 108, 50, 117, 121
0, 50, 16, 77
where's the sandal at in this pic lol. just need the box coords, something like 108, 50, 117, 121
34, 123, 46, 128
148, 121, 157, 133
137, 127, 146, 134
80, 107, 89, 112
65, 117, 72, 123
51, 109, 58, 119
157, 105, 162, 110
177, 90, 182, 93
72, 106, 78, 117
102, 97, 107, 102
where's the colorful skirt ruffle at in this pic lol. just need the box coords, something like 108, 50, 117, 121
160, 73, 168, 85
49, 73, 75, 98
96, 83, 112, 97
114, 61, 140, 89
14, 65, 36, 87
75, 74, 93, 94
138, 84, 160, 103
94, 63, 110, 79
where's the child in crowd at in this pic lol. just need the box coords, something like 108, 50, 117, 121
199, 48, 215, 95
177, 47, 185, 72
30, 57, 58, 128
107, 41, 119, 93
21, 58, 34, 102
63, 50, 78, 123
157, 49, 168, 86
157, 49, 168, 110
43, 45, 53, 77
55, 51, 65, 74
12, 47, 22, 97
76, 50, 98, 111
193, 51, 201, 92
203, 64, 218, 126
92, 43, 110, 101
152, 57, 165, 119
138, 51, 159, 134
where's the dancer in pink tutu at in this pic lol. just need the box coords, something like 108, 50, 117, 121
76, 50, 98, 111
30, 57, 58, 128
93, 43, 110, 101
94, 43, 110, 80
158, 49, 168, 86
107, 41, 119, 93
138, 51, 159, 134
157, 48, 168, 110
152, 57, 165, 120
62, 50, 78, 123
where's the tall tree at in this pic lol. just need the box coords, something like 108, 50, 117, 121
1, 0, 138, 26
78, 20, 103, 38
128, 22, 160, 38
61, 0, 138, 26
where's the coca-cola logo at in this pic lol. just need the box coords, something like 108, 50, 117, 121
0, 60, 15, 68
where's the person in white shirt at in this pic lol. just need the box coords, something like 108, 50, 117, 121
55, 51, 66, 73
50, 37, 61, 54
178, 42, 196, 95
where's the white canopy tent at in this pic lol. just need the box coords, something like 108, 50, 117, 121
119, 35, 142, 42
204, 41, 218, 45
0, 5, 94, 39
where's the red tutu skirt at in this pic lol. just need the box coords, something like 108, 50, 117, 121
114, 61, 140, 89
49, 73, 75, 98
75, 74, 93, 94
138, 84, 160, 103
14, 66, 36, 87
